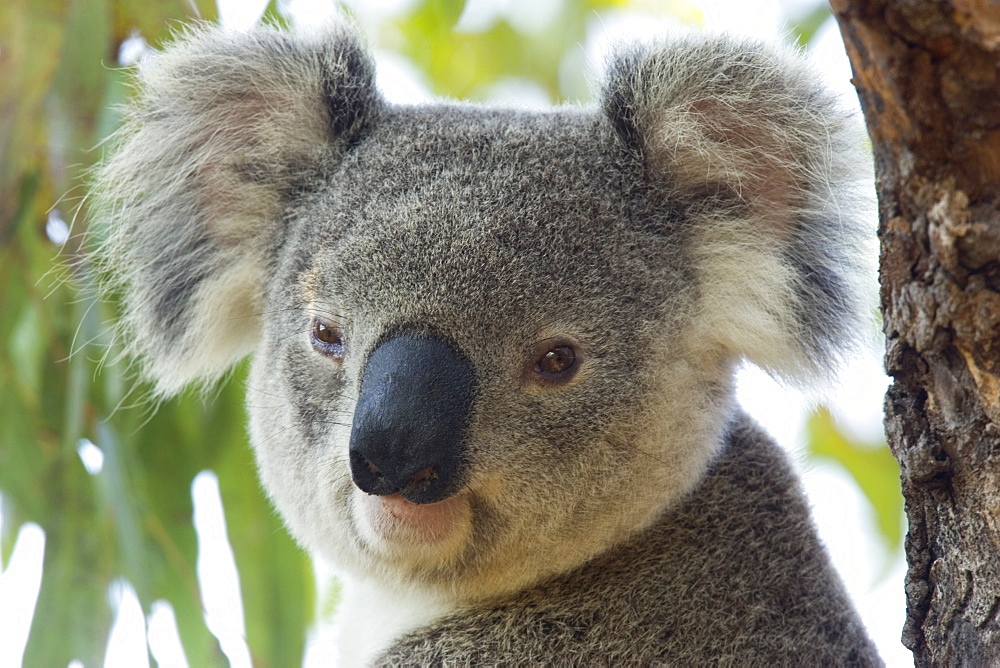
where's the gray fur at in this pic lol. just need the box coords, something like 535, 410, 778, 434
380, 414, 875, 665
93, 22, 378, 395
93, 21, 881, 665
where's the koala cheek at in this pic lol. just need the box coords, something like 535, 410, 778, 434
246, 347, 357, 552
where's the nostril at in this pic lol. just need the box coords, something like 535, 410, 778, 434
407, 466, 438, 487
349, 450, 400, 496
400, 465, 440, 500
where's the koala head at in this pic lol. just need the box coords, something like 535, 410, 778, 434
95, 24, 870, 602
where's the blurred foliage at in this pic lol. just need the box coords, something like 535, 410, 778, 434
0, 1, 315, 665
807, 408, 904, 562
0, 0, 895, 665
788, 3, 831, 47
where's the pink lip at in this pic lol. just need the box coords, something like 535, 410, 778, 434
364, 492, 466, 543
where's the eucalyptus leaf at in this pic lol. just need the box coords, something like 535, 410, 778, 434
806, 408, 904, 561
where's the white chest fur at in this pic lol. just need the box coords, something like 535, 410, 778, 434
334, 575, 456, 666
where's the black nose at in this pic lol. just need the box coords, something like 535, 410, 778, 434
348, 333, 477, 504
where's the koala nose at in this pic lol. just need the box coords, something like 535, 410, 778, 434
348, 333, 477, 504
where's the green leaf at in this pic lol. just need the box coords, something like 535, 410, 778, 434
0, 0, 68, 245
787, 2, 832, 48
8, 303, 46, 409
806, 408, 904, 559
217, 441, 315, 668
429, 0, 467, 31
20, 432, 112, 667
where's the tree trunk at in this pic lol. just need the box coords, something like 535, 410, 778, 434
830, 1, 1000, 664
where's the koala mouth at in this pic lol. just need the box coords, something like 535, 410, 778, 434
359, 490, 470, 546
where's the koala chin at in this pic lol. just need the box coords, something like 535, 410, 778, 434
94, 20, 883, 666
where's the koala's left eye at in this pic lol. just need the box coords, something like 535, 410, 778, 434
527, 338, 582, 387
310, 319, 345, 359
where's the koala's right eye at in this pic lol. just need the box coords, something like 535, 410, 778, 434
310, 319, 345, 359
525, 337, 584, 389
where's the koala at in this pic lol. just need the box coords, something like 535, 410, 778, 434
94, 20, 882, 665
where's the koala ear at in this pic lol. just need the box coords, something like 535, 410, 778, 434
603, 35, 872, 381
94, 22, 380, 395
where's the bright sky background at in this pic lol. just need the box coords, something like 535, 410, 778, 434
0, 0, 910, 666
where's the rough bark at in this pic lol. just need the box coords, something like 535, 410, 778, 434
831, 1, 1000, 664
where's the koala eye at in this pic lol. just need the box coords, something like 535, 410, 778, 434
310, 319, 345, 359
537, 345, 576, 374
527, 338, 582, 387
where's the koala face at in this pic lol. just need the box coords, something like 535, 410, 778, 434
247, 107, 727, 597
95, 24, 868, 606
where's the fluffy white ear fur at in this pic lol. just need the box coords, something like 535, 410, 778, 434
93, 23, 378, 395
97, 24, 870, 395
604, 35, 872, 383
